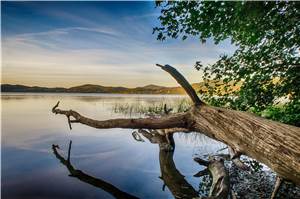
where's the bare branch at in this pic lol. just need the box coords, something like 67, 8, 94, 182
50, 64, 300, 185
194, 157, 210, 167
132, 131, 145, 142
156, 64, 203, 106
229, 146, 249, 171
67, 115, 72, 130
163, 104, 173, 114
194, 157, 230, 199
193, 168, 209, 177
52, 101, 189, 130
52, 101, 60, 112
270, 176, 283, 199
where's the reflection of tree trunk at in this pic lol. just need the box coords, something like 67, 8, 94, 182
138, 130, 200, 198
140, 130, 229, 199
159, 150, 199, 199
52, 64, 300, 185
52, 139, 200, 199
53, 134, 229, 198
155, 132, 199, 199
52, 142, 139, 199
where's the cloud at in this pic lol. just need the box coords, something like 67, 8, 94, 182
124, 12, 160, 21
10, 26, 119, 39
2, 21, 235, 87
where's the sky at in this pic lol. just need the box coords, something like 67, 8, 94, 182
1, 1, 235, 88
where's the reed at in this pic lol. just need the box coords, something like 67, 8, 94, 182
112, 98, 191, 116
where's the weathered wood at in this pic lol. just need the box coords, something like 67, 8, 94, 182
189, 105, 300, 184
270, 176, 282, 199
228, 146, 249, 171
52, 64, 300, 186
194, 157, 230, 199
52, 105, 187, 130
156, 64, 203, 106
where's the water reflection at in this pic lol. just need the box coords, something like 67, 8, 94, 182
3, 93, 224, 199
52, 130, 212, 199
138, 130, 199, 199
52, 141, 139, 199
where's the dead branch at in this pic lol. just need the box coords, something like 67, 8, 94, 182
228, 146, 249, 171
52, 103, 188, 130
164, 104, 173, 114
156, 64, 203, 106
194, 168, 209, 177
194, 157, 230, 199
51, 64, 300, 185
270, 176, 283, 199
132, 131, 145, 142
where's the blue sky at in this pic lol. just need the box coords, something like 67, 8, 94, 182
2, 1, 235, 87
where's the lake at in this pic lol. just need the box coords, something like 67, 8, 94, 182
2, 93, 224, 199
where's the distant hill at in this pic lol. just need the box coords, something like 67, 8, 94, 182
1, 84, 66, 93
1, 82, 240, 95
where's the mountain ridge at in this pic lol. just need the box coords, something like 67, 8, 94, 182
1, 81, 240, 95
1, 83, 204, 95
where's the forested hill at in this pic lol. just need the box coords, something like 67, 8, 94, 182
1, 83, 210, 94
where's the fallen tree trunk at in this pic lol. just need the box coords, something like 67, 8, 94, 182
52, 64, 300, 185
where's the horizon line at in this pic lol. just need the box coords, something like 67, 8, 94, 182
0, 82, 204, 89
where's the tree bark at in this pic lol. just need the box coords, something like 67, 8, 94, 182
52, 64, 300, 185
194, 157, 230, 199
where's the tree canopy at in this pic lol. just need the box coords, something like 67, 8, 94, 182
154, 1, 300, 126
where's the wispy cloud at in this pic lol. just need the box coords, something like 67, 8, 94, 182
2, 2, 236, 87
9, 26, 119, 40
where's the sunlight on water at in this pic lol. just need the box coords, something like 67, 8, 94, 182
2, 93, 225, 199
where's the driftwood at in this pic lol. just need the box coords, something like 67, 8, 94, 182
52, 64, 300, 190
270, 176, 282, 199
194, 157, 229, 199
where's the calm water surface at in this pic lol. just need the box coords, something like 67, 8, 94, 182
2, 93, 224, 199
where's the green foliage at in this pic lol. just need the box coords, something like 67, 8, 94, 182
154, 1, 300, 126
259, 100, 300, 127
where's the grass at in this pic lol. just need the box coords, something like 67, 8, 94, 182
112, 98, 192, 116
